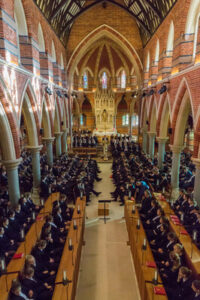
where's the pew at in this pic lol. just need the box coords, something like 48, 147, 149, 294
73, 147, 97, 157
52, 196, 86, 300
0, 192, 60, 300
154, 193, 200, 277
125, 199, 168, 300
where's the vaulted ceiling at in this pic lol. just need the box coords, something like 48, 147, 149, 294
34, 0, 177, 46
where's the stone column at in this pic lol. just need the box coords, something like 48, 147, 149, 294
157, 137, 169, 168
3, 158, 22, 207
129, 114, 132, 136
148, 132, 156, 159
27, 145, 43, 204
170, 145, 183, 200
62, 130, 68, 153
142, 128, 148, 153
192, 158, 200, 206
42, 137, 55, 166
54, 132, 63, 157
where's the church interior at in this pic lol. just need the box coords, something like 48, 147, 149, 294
1, 0, 200, 299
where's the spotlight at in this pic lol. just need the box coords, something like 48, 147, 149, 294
148, 89, 155, 96
56, 90, 63, 97
158, 85, 167, 94
45, 87, 53, 95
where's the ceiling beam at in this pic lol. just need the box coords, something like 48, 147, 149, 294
50, 0, 70, 20
59, 0, 151, 37
141, 0, 162, 19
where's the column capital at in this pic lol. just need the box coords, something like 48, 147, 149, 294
26, 145, 43, 153
156, 137, 169, 143
42, 137, 55, 144
147, 131, 156, 137
192, 158, 200, 168
169, 144, 183, 153
2, 158, 22, 170
54, 132, 63, 137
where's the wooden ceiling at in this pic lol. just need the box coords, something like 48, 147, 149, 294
34, 0, 177, 46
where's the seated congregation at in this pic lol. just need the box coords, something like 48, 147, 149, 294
110, 139, 200, 300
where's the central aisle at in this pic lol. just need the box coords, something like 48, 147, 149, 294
76, 162, 141, 300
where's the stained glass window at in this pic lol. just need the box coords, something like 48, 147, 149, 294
132, 114, 139, 127
122, 114, 129, 126
102, 72, 107, 89
83, 72, 88, 89
121, 70, 126, 88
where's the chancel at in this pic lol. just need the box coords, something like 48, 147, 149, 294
1, 0, 200, 300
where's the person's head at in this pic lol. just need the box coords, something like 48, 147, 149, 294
160, 216, 169, 225
179, 266, 192, 280
25, 255, 35, 266
179, 189, 185, 196
37, 240, 47, 250
173, 243, 183, 255
157, 208, 164, 216
0, 227, 4, 235
10, 279, 21, 296
24, 267, 34, 278
169, 252, 180, 269
192, 280, 200, 294
167, 232, 177, 242
144, 189, 151, 198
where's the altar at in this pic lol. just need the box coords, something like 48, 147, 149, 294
93, 88, 117, 138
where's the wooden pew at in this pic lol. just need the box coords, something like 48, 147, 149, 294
52, 197, 86, 300
72, 147, 97, 157
125, 200, 168, 300
0, 192, 60, 300
154, 193, 200, 277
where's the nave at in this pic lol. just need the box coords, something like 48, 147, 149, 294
76, 163, 140, 300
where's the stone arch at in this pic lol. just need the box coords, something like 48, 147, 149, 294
67, 25, 142, 85
149, 99, 157, 132
38, 23, 45, 52
41, 96, 52, 138
159, 95, 171, 138
145, 51, 150, 71
60, 53, 64, 69
185, 0, 200, 35
172, 79, 194, 147
19, 81, 40, 146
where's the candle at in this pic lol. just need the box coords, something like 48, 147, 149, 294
143, 238, 147, 247
129, 191, 131, 199
73, 220, 77, 229
80, 191, 83, 199
63, 270, 67, 281
132, 205, 135, 213
154, 270, 158, 281
20, 229, 24, 240
137, 219, 140, 227
41, 199, 44, 206
162, 186, 165, 193
1, 257, 5, 271
193, 230, 197, 242
32, 212, 35, 220
69, 238, 72, 247
77, 205, 80, 213
180, 213, 184, 222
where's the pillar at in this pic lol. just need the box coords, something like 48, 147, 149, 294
129, 114, 132, 136
27, 145, 43, 204
142, 128, 148, 153
62, 130, 68, 153
42, 137, 55, 166
170, 145, 183, 200
192, 158, 200, 206
157, 137, 169, 168
148, 132, 156, 159
3, 158, 22, 207
54, 132, 63, 157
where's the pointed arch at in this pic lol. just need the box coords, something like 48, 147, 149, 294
146, 51, 150, 71
149, 99, 157, 132
60, 53, 64, 69
159, 95, 171, 138
51, 41, 56, 62
172, 78, 194, 147
38, 23, 45, 52
155, 39, 160, 63
166, 21, 174, 54
14, 0, 28, 35
41, 96, 52, 138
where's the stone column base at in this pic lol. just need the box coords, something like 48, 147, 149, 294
31, 187, 40, 205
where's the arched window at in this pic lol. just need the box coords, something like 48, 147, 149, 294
121, 70, 126, 88
131, 114, 139, 127
80, 114, 86, 126
102, 72, 107, 89
83, 72, 88, 89
122, 114, 129, 126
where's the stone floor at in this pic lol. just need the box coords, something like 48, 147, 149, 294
75, 163, 141, 300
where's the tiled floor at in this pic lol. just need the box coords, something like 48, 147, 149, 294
76, 163, 141, 300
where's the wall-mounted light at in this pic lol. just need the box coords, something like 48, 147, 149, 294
45, 87, 53, 95
158, 85, 167, 94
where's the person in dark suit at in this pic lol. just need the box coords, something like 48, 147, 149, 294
171, 266, 193, 300
8, 279, 30, 300
191, 280, 200, 299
